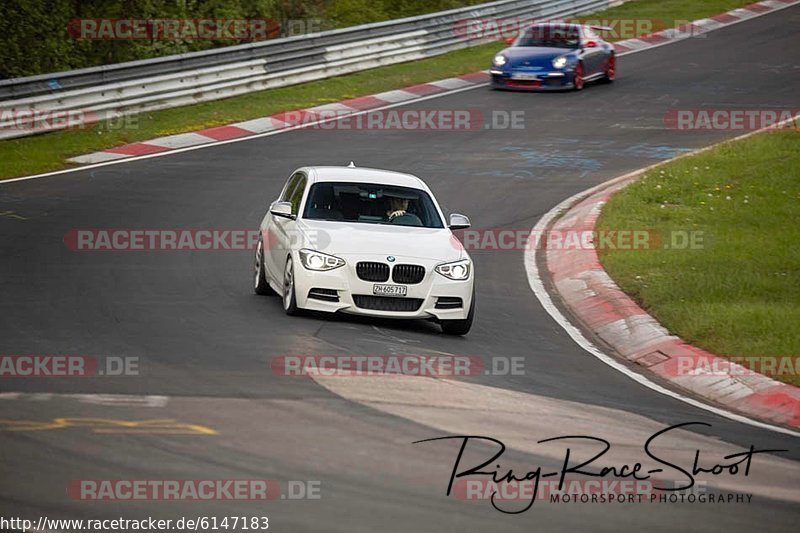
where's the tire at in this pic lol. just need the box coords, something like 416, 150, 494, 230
573, 62, 585, 91
602, 54, 616, 83
441, 291, 475, 336
254, 239, 275, 295
282, 256, 300, 316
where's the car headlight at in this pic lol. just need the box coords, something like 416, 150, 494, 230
493, 54, 507, 67
299, 249, 345, 271
552, 56, 568, 69
435, 259, 471, 281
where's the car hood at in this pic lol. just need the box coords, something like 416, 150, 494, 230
502, 46, 576, 67
299, 220, 465, 262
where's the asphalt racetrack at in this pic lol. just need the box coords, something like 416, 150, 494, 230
1, 6, 799, 532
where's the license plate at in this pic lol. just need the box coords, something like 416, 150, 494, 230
373, 284, 407, 297
511, 73, 539, 80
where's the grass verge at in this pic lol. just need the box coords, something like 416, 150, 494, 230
0, 0, 759, 180
596, 130, 800, 386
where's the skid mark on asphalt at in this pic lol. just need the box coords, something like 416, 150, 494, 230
620, 144, 694, 159
476, 140, 695, 179
309, 372, 800, 504
0, 392, 168, 407
499, 146, 603, 173
0, 209, 27, 220
0, 417, 216, 434
369, 325, 420, 345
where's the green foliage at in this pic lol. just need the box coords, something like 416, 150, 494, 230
597, 131, 800, 384
0, 0, 484, 79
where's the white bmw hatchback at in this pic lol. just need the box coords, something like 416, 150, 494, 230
254, 164, 475, 335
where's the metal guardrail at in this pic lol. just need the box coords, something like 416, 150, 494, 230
0, 0, 614, 139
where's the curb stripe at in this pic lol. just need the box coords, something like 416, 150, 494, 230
143, 132, 215, 149
106, 143, 169, 156
531, 114, 800, 433
1, 0, 793, 183
402, 83, 447, 96
63, 0, 797, 166
197, 125, 254, 141
340, 96, 388, 111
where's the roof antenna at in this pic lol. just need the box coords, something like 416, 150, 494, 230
347, 161, 356, 168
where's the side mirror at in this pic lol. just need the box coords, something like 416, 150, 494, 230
270, 201, 295, 220
504, 36, 516, 46
583, 40, 597, 48
449, 213, 471, 230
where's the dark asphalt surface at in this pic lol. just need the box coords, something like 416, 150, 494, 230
1, 7, 799, 532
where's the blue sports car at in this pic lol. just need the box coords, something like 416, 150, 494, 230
490, 23, 616, 91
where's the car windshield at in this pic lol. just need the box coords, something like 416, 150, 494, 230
302, 182, 444, 228
517, 26, 581, 49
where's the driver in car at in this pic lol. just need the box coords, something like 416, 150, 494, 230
385, 194, 423, 226
386, 196, 409, 221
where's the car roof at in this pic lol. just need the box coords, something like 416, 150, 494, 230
305, 166, 430, 191
523, 22, 583, 32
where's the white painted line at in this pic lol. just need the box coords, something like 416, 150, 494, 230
525, 196, 799, 438
0, 83, 489, 185
2, 0, 797, 187
524, 115, 800, 438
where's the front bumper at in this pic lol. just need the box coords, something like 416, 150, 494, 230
490, 69, 575, 90
291, 253, 474, 321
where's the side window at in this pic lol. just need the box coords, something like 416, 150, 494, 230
281, 173, 302, 203
288, 175, 307, 215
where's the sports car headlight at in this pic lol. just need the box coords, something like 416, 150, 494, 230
299, 249, 345, 271
435, 259, 471, 281
493, 54, 507, 67
552, 56, 568, 69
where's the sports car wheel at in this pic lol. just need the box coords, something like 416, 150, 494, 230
283, 256, 300, 315
573, 63, 585, 91
603, 55, 616, 83
441, 290, 475, 336
254, 239, 275, 295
